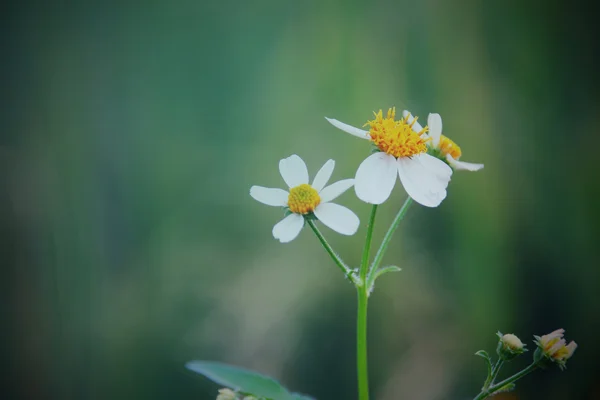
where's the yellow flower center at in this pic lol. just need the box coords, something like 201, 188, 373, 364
438, 135, 462, 159
365, 107, 429, 158
288, 184, 321, 214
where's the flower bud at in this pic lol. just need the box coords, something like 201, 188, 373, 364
496, 332, 526, 361
534, 329, 577, 370
216, 388, 238, 400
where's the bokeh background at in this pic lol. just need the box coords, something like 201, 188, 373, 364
3, 1, 600, 399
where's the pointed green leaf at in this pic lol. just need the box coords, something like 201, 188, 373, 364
186, 361, 292, 400
374, 265, 401, 278
475, 350, 493, 380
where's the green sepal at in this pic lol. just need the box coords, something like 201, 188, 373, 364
426, 147, 453, 168
302, 212, 318, 221
186, 361, 294, 400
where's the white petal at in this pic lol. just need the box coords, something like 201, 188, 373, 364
402, 110, 424, 133
250, 186, 289, 206
312, 159, 335, 192
272, 213, 304, 243
279, 154, 309, 188
314, 203, 359, 236
428, 113, 442, 148
397, 153, 452, 208
447, 154, 484, 171
325, 117, 370, 140
354, 152, 398, 204
319, 179, 354, 203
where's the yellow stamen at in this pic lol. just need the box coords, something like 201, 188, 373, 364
288, 184, 320, 214
438, 135, 462, 159
365, 107, 428, 158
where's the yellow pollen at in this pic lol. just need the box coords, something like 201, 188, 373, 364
438, 135, 462, 159
288, 184, 320, 214
365, 107, 429, 158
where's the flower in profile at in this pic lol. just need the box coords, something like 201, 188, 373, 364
497, 332, 526, 360
534, 329, 577, 369
403, 110, 484, 172
326, 108, 452, 207
250, 155, 359, 243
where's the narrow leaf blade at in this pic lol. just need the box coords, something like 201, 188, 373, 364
186, 361, 292, 400
475, 350, 493, 379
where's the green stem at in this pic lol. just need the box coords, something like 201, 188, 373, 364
483, 359, 503, 390
366, 197, 413, 288
356, 205, 377, 400
357, 289, 369, 400
490, 360, 504, 385
474, 363, 537, 400
360, 205, 378, 283
307, 219, 355, 283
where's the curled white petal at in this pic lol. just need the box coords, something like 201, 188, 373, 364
250, 186, 289, 207
355, 152, 398, 204
397, 153, 452, 207
402, 110, 424, 133
447, 154, 484, 171
319, 179, 354, 203
279, 154, 309, 188
312, 159, 335, 192
314, 202, 359, 236
325, 117, 370, 140
428, 113, 442, 148
272, 213, 304, 243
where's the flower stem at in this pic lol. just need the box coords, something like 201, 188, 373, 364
360, 205, 378, 283
490, 359, 504, 385
357, 288, 369, 400
356, 205, 377, 400
306, 219, 355, 282
366, 197, 413, 288
473, 363, 538, 400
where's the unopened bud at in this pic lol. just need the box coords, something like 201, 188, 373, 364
497, 332, 526, 361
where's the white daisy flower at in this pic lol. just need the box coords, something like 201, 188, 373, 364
325, 108, 452, 207
250, 155, 359, 243
403, 110, 484, 172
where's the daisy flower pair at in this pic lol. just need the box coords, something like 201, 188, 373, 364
251, 107, 483, 243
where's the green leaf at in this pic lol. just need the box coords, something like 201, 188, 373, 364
186, 361, 293, 400
291, 393, 315, 400
372, 266, 401, 283
475, 350, 493, 381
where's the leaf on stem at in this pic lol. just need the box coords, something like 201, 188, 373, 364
475, 350, 493, 381
373, 265, 402, 279
367, 266, 401, 293
186, 361, 294, 400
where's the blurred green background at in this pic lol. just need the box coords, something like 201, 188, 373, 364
3, 1, 599, 399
